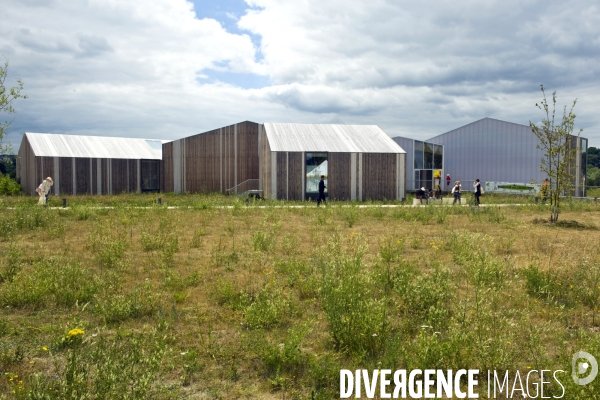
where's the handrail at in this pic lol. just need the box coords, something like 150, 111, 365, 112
225, 179, 260, 195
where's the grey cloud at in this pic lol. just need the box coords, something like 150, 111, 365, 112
77, 34, 114, 58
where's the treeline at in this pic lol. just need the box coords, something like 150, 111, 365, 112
587, 147, 600, 187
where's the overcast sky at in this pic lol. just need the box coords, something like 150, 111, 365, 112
1, 0, 599, 150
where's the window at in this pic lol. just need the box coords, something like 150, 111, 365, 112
434, 144, 443, 169
414, 141, 424, 169
145, 140, 163, 151
424, 142, 433, 169
141, 160, 160, 191
306, 153, 327, 194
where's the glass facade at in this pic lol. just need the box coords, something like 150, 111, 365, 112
141, 160, 160, 192
306, 152, 327, 199
413, 141, 443, 190
414, 141, 424, 169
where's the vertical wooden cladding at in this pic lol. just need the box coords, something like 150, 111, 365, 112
274, 152, 303, 200
328, 153, 351, 200
17, 131, 152, 195
362, 153, 397, 201
288, 153, 303, 200
101, 159, 109, 194
128, 160, 137, 193
276, 152, 286, 199
75, 158, 90, 194
163, 142, 174, 192
91, 158, 98, 194
41, 157, 55, 190
59, 157, 73, 196
16, 136, 38, 195
168, 121, 259, 194
260, 126, 272, 198
112, 159, 138, 194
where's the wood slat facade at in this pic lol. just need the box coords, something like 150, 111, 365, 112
164, 121, 260, 193
259, 125, 406, 201
17, 135, 162, 196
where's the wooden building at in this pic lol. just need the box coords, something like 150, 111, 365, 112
17, 133, 167, 196
163, 121, 259, 194
165, 122, 406, 201
260, 123, 406, 201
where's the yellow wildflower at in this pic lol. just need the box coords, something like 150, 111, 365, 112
66, 328, 85, 338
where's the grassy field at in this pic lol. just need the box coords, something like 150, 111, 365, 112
1, 194, 600, 399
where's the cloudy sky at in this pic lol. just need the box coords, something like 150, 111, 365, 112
1, 0, 599, 150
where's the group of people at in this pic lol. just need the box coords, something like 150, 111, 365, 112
449, 178, 483, 205
417, 174, 483, 205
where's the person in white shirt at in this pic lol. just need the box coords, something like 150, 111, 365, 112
36, 177, 53, 205
451, 181, 462, 204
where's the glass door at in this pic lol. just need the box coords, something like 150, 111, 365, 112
306, 152, 328, 201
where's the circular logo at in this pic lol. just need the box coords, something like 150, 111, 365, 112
572, 351, 598, 386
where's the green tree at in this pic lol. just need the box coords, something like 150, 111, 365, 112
586, 146, 600, 169
587, 166, 600, 187
1, 58, 27, 155
530, 85, 582, 223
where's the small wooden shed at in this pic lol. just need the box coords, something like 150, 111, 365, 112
17, 132, 166, 196
259, 123, 406, 201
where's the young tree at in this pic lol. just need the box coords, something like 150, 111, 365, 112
1, 58, 27, 155
530, 85, 582, 223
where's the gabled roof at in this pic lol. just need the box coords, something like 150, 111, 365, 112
263, 123, 405, 153
24, 133, 169, 159
427, 117, 531, 141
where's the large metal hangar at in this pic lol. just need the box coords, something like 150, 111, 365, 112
164, 122, 407, 201
17, 132, 167, 196
426, 117, 588, 195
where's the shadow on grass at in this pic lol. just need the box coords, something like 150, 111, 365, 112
532, 218, 598, 230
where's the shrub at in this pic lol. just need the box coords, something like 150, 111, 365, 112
96, 282, 159, 324
319, 234, 386, 358
244, 283, 289, 329
395, 267, 454, 331
0, 173, 21, 195
0, 257, 100, 309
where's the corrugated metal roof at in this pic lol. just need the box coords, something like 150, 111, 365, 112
263, 123, 405, 153
24, 133, 169, 159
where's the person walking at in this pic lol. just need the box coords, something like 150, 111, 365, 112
317, 175, 326, 206
36, 177, 53, 205
446, 174, 451, 189
451, 180, 461, 205
473, 179, 482, 206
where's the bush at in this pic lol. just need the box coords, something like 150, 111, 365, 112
0, 257, 99, 309
319, 234, 387, 358
0, 173, 21, 195
244, 283, 289, 329
96, 282, 159, 324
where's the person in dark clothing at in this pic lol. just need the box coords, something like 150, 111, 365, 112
416, 187, 426, 199
317, 175, 326, 206
473, 179, 482, 206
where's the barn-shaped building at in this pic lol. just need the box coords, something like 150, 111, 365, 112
164, 121, 407, 201
259, 123, 406, 201
17, 132, 167, 196
426, 117, 588, 195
